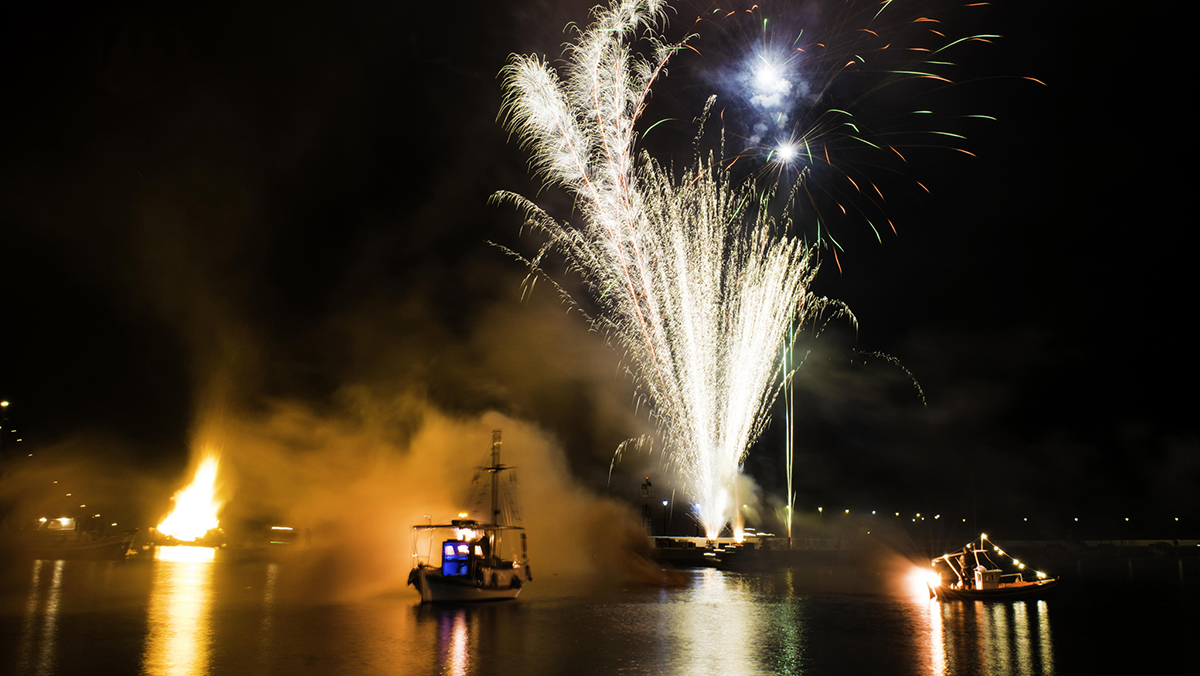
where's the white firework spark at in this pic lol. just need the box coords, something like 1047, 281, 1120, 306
496, 0, 845, 538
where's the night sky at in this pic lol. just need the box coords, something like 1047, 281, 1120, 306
1, 1, 1191, 539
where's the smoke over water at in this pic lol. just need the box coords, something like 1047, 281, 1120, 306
203, 394, 656, 600
169, 270, 676, 598
0, 0, 705, 598
2, 139, 668, 598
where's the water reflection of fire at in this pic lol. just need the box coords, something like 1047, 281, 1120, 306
155, 545, 217, 563
914, 591, 1055, 675
157, 455, 222, 544
144, 544, 216, 676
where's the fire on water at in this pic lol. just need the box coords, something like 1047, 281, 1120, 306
156, 455, 222, 544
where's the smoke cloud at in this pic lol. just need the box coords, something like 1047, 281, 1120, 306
194, 392, 658, 601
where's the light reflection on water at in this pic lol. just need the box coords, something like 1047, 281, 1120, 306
990, 601, 1010, 673
1013, 600, 1032, 676
923, 591, 947, 676
774, 569, 805, 672
15, 559, 64, 676
405, 568, 1058, 676
259, 562, 279, 670
919, 597, 1055, 676
37, 560, 63, 676
439, 608, 471, 676
674, 568, 763, 675
15, 559, 44, 673
1037, 600, 1054, 675
142, 547, 216, 676
6, 558, 1155, 676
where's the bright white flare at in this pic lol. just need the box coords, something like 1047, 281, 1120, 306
499, 0, 843, 538
157, 456, 221, 542
751, 58, 791, 109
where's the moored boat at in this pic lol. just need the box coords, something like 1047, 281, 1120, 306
8, 517, 138, 560
928, 533, 1059, 600
408, 430, 531, 603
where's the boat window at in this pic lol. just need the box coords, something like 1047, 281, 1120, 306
441, 540, 470, 576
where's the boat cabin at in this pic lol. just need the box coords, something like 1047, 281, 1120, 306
39, 517, 78, 532
441, 540, 470, 576
974, 568, 1002, 590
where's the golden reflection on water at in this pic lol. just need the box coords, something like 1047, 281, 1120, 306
153, 545, 216, 563
989, 602, 1010, 674
438, 609, 470, 676
923, 594, 947, 676
676, 569, 762, 676
1013, 601, 1032, 676
1037, 600, 1054, 676
16, 559, 64, 676
16, 559, 44, 674
258, 562, 278, 669
974, 602, 990, 674
143, 547, 216, 676
37, 560, 64, 676
921, 597, 1056, 675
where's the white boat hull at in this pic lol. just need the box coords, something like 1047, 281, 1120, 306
411, 565, 526, 603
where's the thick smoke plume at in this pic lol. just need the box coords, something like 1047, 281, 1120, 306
206, 392, 664, 600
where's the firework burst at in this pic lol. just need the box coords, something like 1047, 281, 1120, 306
683, 0, 1013, 255
496, 0, 847, 538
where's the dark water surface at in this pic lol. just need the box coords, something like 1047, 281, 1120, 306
1, 554, 1192, 675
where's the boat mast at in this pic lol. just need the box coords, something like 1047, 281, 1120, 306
491, 430, 502, 526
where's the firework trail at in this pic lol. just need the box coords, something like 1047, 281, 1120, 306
496, 0, 845, 538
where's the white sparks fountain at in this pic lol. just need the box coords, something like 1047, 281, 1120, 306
496, 0, 846, 538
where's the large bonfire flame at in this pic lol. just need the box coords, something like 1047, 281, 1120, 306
157, 455, 222, 542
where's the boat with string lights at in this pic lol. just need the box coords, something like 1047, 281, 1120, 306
927, 534, 1059, 600
407, 430, 532, 603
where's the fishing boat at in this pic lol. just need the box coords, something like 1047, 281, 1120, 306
928, 533, 1059, 600
9, 517, 138, 560
407, 430, 532, 603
